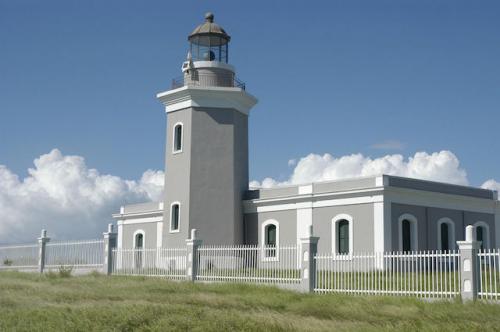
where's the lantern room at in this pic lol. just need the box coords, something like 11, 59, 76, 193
188, 12, 230, 63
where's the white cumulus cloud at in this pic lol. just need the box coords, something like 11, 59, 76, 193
481, 179, 500, 194
0, 149, 164, 244
251, 150, 470, 188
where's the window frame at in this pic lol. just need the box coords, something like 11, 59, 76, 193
261, 219, 279, 261
172, 122, 184, 154
437, 217, 455, 251
473, 221, 490, 250
331, 214, 354, 258
398, 213, 418, 252
169, 202, 181, 233
133, 230, 145, 269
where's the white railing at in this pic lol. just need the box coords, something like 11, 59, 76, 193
196, 245, 301, 284
111, 247, 187, 280
315, 251, 461, 299
0, 243, 39, 270
45, 239, 104, 269
478, 249, 500, 301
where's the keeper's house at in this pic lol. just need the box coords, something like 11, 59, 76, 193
113, 13, 500, 256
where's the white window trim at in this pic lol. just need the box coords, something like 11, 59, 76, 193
473, 221, 490, 249
331, 214, 354, 259
261, 219, 279, 262
133, 229, 145, 268
172, 122, 184, 154
398, 213, 418, 251
133, 229, 146, 249
169, 202, 181, 233
437, 217, 456, 251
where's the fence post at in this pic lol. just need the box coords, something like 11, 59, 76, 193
186, 229, 202, 282
457, 225, 481, 302
103, 223, 117, 275
37, 229, 50, 274
299, 225, 319, 293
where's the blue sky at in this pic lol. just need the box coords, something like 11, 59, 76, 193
1, 0, 499, 185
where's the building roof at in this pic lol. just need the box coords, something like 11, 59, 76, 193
244, 175, 498, 201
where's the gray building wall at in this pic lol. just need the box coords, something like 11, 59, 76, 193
312, 204, 375, 253
121, 222, 158, 249
391, 203, 496, 251
244, 210, 297, 246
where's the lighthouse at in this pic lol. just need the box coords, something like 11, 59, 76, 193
157, 13, 258, 247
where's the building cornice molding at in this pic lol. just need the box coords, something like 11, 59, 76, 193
156, 86, 258, 115
112, 210, 163, 220
243, 185, 497, 214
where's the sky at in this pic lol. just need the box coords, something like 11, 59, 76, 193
0, 0, 499, 243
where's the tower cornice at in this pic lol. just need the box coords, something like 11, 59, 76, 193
156, 86, 258, 115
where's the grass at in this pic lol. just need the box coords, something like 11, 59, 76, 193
1, 271, 500, 331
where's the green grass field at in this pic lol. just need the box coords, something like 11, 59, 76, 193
1, 271, 500, 331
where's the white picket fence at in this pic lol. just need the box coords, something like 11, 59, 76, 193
111, 248, 187, 280
478, 249, 500, 301
1, 231, 499, 303
0, 243, 39, 270
44, 239, 105, 270
196, 245, 301, 285
314, 250, 461, 299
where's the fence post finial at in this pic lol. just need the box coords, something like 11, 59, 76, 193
457, 225, 481, 302
103, 223, 118, 275
307, 225, 313, 237
186, 229, 202, 282
37, 229, 50, 274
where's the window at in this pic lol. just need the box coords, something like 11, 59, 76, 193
440, 223, 449, 251
135, 233, 144, 249
173, 123, 183, 153
133, 231, 144, 269
265, 224, 277, 257
477, 226, 484, 250
398, 214, 418, 252
332, 214, 353, 256
261, 220, 279, 259
402, 219, 412, 252
170, 203, 180, 232
437, 218, 455, 251
337, 220, 349, 254
474, 222, 490, 250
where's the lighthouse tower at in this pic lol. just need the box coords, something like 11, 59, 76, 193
157, 13, 258, 246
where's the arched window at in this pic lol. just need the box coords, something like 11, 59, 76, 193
437, 218, 455, 251
261, 220, 279, 259
170, 203, 180, 232
337, 220, 349, 254
135, 233, 144, 249
265, 224, 276, 257
398, 214, 418, 252
474, 222, 490, 250
173, 123, 183, 153
133, 231, 145, 269
332, 214, 353, 255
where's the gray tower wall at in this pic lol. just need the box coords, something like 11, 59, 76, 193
163, 106, 249, 247
163, 109, 193, 247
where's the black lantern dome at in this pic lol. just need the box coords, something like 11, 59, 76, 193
188, 13, 230, 63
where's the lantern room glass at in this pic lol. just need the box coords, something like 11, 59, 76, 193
189, 35, 229, 63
